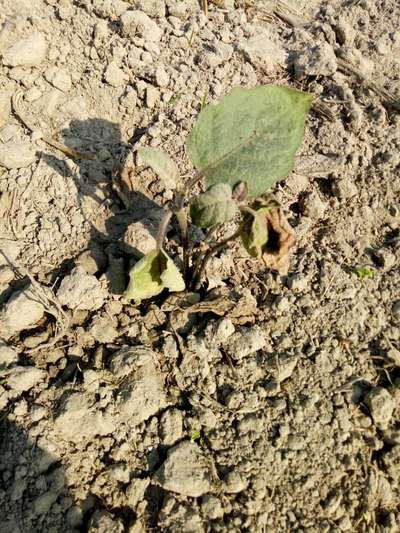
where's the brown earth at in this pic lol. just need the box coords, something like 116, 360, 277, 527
0, 1, 399, 532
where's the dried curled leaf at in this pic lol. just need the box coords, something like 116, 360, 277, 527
190, 183, 239, 228
125, 249, 185, 303
261, 207, 295, 275
240, 195, 295, 274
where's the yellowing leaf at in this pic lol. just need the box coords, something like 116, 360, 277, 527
241, 210, 269, 258
160, 252, 186, 292
125, 249, 185, 303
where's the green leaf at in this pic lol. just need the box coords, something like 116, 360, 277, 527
138, 147, 178, 189
125, 249, 185, 303
190, 183, 239, 228
187, 85, 312, 197
241, 210, 269, 258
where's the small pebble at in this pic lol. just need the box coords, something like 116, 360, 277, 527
2, 33, 47, 67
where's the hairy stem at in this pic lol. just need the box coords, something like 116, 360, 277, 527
191, 226, 243, 291
176, 208, 189, 281
156, 210, 173, 251
239, 205, 258, 217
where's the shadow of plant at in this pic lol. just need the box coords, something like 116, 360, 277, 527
42, 118, 163, 294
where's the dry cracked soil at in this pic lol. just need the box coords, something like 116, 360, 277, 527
0, 0, 400, 532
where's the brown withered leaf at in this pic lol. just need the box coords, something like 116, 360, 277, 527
188, 287, 258, 324
162, 287, 258, 324
262, 207, 295, 275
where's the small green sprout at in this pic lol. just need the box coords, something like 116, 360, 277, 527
363, 511, 371, 524
200, 89, 209, 111
354, 266, 375, 280
186, 29, 197, 49
190, 429, 201, 443
168, 92, 182, 106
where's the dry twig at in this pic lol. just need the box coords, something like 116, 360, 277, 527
12, 91, 96, 160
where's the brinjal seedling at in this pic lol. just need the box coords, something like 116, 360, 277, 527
125, 85, 312, 302
354, 266, 375, 280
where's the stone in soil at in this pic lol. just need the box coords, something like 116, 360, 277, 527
265, 353, 298, 384
238, 31, 287, 71
89, 315, 118, 343
224, 326, 267, 360
56, 266, 107, 311
0, 265, 15, 285
44, 67, 72, 92
293, 41, 337, 79
201, 494, 224, 520
0, 90, 12, 126
166, 0, 199, 18
1, 285, 45, 334
111, 346, 169, 425
223, 470, 248, 494
132, 0, 166, 17
0, 142, 35, 169
87, 510, 124, 533
120, 10, 162, 43
76, 247, 107, 275
122, 220, 158, 257
159, 495, 204, 532
104, 62, 129, 87
382, 445, 400, 481
54, 391, 116, 443
126, 477, 150, 508
0, 341, 18, 370
159, 408, 184, 446
364, 386, 395, 430
155, 440, 212, 498
2, 32, 47, 67
5, 365, 46, 392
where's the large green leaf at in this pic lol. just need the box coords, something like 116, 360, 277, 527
190, 183, 239, 228
125, 249, 185, 303
138, 147, 178, 189
187, 85, 312, 197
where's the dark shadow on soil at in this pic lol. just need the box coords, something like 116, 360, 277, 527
0, 417, 139, 532
0, 418, 81, 532
42, 118, 162, 294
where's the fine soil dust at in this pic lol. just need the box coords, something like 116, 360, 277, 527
0, 1, 399, 532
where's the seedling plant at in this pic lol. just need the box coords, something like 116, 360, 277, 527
125, 85, 312, 302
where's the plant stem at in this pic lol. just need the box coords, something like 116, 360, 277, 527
176, 208, 189, 281
191, 226, 243, 291
156, 210, 173, 251
170, 134, 260, 284
239, 205, 258, 217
